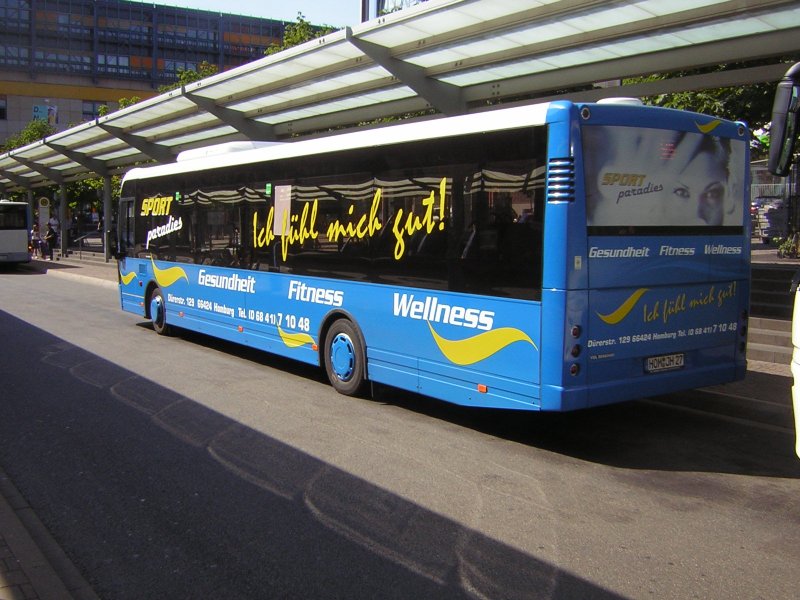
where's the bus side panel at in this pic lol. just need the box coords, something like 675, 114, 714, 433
416, 356, 540, 410
119, 258, 543, 409
367, 347, 419, 396
118, 258, 150, 315
355, 285, 542, 409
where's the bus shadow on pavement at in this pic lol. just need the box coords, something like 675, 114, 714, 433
371, 379, 800, 479
142, 318, 800, 480
2, 311, 624, 600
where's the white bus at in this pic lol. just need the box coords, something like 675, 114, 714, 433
0, 200, 31, 265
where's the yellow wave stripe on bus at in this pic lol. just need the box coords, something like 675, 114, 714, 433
119, 268, 137, 286
695, 119, 722, 134
428, 322, 537, 366
150, 257, 188, 288
597, 288, 649, 325
278, 326, 315, 348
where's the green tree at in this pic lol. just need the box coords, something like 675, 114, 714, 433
2, 119, 55, 153
116, 96, 142, 110
65, 175, 121, 213
266, 12, 334, 55
158, 61, 219, 93
631, 73, 776, 130
627, 59, 799, 158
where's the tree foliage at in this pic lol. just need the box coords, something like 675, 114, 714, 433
626, 59, 799, 158
265, 12, 334, 55
630, 72, 776, 130
2, 119, 55, 153
158, 61, 219, 93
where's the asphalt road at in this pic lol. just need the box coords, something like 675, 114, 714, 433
1, 266, 799, 599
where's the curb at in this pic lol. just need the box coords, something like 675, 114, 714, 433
0, 468, 99, 600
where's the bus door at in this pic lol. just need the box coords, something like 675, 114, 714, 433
117, 197, 141, 310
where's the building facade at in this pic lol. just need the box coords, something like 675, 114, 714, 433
0, 0, 286, 145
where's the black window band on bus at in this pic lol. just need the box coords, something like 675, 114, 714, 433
126, 127, 550, 302
587, 225, 745, 237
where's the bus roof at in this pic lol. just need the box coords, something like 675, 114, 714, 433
121, 99, 743, 186
122, 102, 555, 185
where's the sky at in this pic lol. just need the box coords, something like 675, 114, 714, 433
143, 0, 364, 28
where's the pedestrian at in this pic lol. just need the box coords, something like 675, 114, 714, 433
44, 223, 57, 260
31, 223, 43, 258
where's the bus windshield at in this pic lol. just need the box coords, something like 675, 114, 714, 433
116, 100, 750, 411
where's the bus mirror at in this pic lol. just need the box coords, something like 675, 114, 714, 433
768, 63, 800, 177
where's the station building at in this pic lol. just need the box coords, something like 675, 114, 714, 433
0, 0, 287, 145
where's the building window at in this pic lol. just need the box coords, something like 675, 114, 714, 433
97, 54, 130, 74
82, 100, 107, 122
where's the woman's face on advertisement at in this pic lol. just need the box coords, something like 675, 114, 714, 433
664, 144, 728, 226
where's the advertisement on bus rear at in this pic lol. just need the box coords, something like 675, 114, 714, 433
583, 124, 746, 229
585, 281, 743, 364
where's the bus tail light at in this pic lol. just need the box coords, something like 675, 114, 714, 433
569, 324, 583, 372
477, 384, 488, 394
569, 364, 580, 376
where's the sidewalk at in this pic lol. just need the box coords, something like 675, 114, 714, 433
3, 251, 795, 599
28, 255, 118, 290
2, 257, 108, 600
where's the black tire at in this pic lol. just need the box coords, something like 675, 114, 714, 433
323, 319, 367, 396
149, 287, 170, 336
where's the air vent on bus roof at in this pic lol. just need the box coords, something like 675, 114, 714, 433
546, 158, 575, 202
597, 97, 643, 106
177, 141, 283, 162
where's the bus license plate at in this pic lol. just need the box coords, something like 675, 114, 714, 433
645, 353, 684, 373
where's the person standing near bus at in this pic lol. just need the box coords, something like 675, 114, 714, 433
31, 223, 43, 258
44, 223, 57, 260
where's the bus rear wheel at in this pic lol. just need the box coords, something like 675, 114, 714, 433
323, 319, 366, 396
149, 288, 170, 336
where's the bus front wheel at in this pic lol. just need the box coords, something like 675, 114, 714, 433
149, 288, 170, 336
323, 319, 366, 396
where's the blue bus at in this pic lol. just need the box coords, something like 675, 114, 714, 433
116, 99, 750, 410
0, 200, 31, 265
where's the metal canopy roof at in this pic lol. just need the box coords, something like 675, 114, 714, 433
2, 0, 798, 192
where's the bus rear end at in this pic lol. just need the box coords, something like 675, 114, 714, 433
0, 200, 31, 265
541, 101, 750, 410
